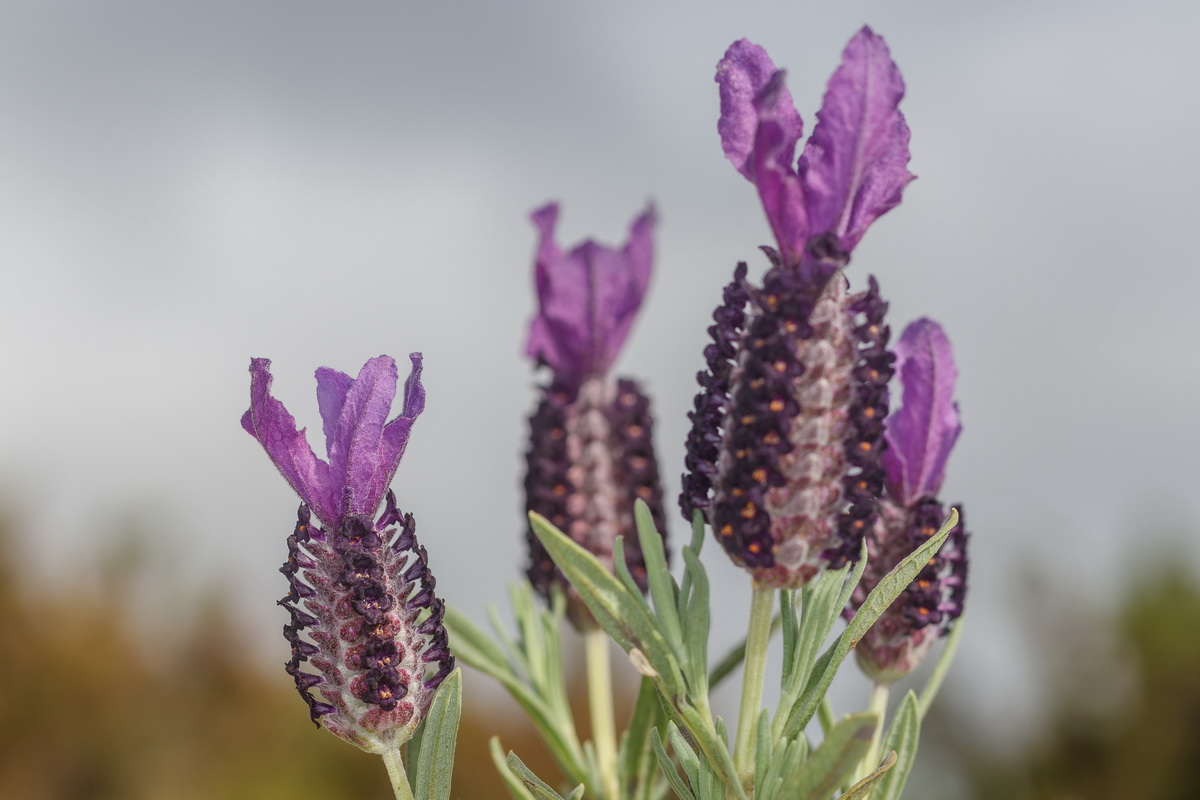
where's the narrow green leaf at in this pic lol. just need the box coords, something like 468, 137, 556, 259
681, 545, 710, 694
528, 512, 681, 691
618, 677, 665, 800
565, 786, 585, 800
840, 750, 898, 799
490, 738, 536, 800
634, 499, 685, 656
444, 605, 513, 677
779, 712, 877, 800
874, 692, 921, 800
753, 708, 772, 792
677, 511, 706, 621
780, 510, 957, 738
405, 714, 424, 790
414, 669, 462, 800
614, 535, 653, 609
780, 589, 799, 687
667, 721, 701, 791
650, 727, 697, 800
917, 616, 964, 721
505, 751, 571, 800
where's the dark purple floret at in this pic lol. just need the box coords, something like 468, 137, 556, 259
680, 262, 751, 522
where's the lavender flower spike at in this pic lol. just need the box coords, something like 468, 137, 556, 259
850, 319, 970, 683
242, 355, 454, 752
682, 29, 912, 589
523, 202, 669, 629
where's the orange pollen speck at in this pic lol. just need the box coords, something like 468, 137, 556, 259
773, 360, 788, 373
552, 484, 567, 497
923, 526, 937, 537
863, 407, 876, 418
763, 432, 780, 445
859, 441, 873, 452
769, 399, 785, 412
918, 608, 930, 616
750, 378, 765, 390
628, 425, 644, 437
917, 580, 931, 589
765, 295, 779, 310
637, 486, 652, 499
869, 370, 880, 380
783, 320, 798, 333
740, 502, 757, 519
741, 414, 756, 425
751, 468, 767, 482
720, 524, 734, 537
748, 541, 762, 553
735, 449, 748, 459
731, 487, 744, 498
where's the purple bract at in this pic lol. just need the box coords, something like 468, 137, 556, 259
716, 27, 914, 272
242, 355, 453, 751
522, 202, 668, 629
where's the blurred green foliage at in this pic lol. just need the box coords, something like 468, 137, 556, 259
928, 559, 1200, 799
0, 514, 562, 799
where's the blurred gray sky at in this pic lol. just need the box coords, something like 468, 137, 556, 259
3, 0, 1198, 752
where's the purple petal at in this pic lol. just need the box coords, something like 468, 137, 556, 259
524, 203, 656, 391
716, 39, 802, 180
372, 353, 425, 509
749, 72, 811, 264
242, 358, 337, 526
798, 26, 915, 252
327, 356, 400, 518
882, 319, 962, 505
314, 367, 353, 458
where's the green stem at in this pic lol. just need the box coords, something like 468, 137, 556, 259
586, 628, 619, 800
854, 682, 891, 785
381, 748, 416, 800
732, 585, 775, 781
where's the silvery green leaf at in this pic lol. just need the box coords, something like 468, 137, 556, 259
667, 721, 701, 790
780, 510, 957, 738
840, 750, 898, 799
564, 786, 585, 800
918, 617, 964, 721
874, 691, 921, 800
680, 545, 711, 694
414, 669, 461, 800
619, 677, 665, 800
779, 712, 877, 800
528, 512, 682, 693
444, 594, 587, 786
614, 535, 653, 609
490, 738, 536, 800
650, 727, 696, 800
505, 751, 577, 800
634, 499, 685, 657
754, 708, 772, 791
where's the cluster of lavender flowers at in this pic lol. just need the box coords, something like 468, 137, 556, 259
242, 23, 970, 800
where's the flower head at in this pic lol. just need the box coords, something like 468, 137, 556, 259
850, 319, 970, 682
522, 202, 668, 628
716, 28, 914, 273
242, 355, 453, 752
681, 29, 910, 588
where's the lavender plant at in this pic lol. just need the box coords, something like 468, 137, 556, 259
244, 24, 969, 800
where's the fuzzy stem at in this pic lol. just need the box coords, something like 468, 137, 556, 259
586, 628, 619, 800
732, 585, 775, 781
381, 748, 416, 800
855, 682, 891, 786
